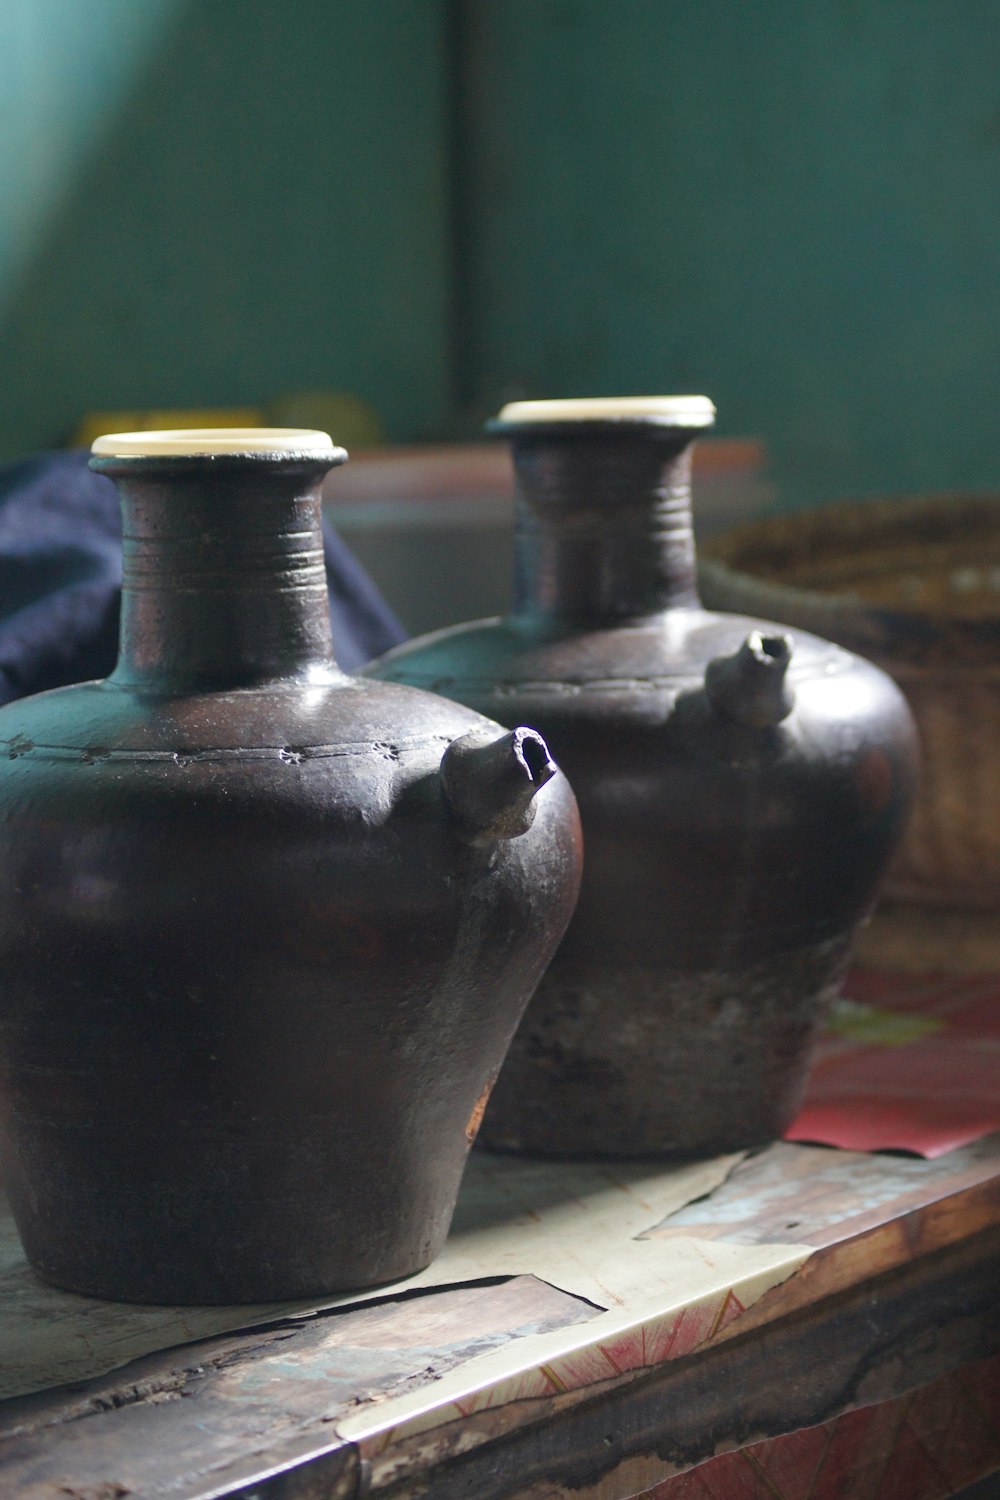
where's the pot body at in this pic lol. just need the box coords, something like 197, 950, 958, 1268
0, 437, 581, 1302
366, 404, 919, 1158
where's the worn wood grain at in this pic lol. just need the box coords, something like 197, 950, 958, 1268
0, 1276, 596, 1500
367, 1228, 1000, 1500
347, 1139, 1000, 1499
646, 1134, 1000, 1337
647, 1135, 1000, 1248
2, 1139, 999, 1500
634, 1350, 1000, 1499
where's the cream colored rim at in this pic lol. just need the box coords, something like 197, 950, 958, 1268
91, 427, 344, 458
496, 396, 716, 427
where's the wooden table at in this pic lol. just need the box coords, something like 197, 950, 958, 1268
1, 1134, 998, 1500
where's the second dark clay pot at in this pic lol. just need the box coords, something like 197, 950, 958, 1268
366, 398, 919, 1158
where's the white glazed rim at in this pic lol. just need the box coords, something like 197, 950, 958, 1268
90, 427, 344, 458
496, 396, 716, 427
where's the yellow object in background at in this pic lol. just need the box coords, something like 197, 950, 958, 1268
72, 409, 264, 449
826, 998, 944, 1047
72, 394, 384, 452
265, 391, 385, 449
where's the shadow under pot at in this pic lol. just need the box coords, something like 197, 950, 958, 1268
0, 427, 582, 1304
365, 397, 919, 1159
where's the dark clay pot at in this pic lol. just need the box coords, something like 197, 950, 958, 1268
366, 398, 919, 1159
0, 428, 581, 1304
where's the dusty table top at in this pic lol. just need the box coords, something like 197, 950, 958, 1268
1, 1134, 998, 1500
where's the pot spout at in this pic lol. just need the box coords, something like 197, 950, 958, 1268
441, 726, 557, 841
704, 631, 795, 728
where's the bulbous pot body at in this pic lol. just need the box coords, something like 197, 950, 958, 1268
0, 431, 581, 1303
367, 400, 919, 1158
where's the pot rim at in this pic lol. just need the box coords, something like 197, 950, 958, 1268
492, 395, 716, 431
90, 427, 346, 461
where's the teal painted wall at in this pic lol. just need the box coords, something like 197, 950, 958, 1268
0, 0, 178, 293
1, 0, 450, 458
5, 2, 999, 505
455, 1, 1000, 504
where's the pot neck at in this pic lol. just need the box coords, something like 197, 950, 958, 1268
93, 456, 345, 694
504, 426, 704, 629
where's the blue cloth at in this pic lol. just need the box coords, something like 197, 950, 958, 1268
0, 451, 405, 704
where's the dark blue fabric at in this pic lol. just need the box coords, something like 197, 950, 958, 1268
0, 451, 406, 704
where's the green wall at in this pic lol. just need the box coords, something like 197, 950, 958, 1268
455, 1, 1000, 504
4, 1, 999, 506
1, 0, 451, 457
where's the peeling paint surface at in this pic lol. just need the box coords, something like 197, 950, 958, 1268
0, 1134, 995, 1500
0, 1149, 800, 1403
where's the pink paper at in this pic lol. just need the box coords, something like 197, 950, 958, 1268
786, 970, 1000, 1157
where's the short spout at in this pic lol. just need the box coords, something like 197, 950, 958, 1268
704, 631, 795, 728
441, 726, 557, 841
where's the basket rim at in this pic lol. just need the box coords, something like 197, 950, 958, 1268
700, 491, 1000, 639
706, 489, 1000, 552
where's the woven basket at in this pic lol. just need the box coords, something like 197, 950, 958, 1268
700, 494, 1000, 924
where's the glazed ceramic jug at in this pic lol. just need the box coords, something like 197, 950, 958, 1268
0, 428, 581, 1303
367, 398, 919, 1158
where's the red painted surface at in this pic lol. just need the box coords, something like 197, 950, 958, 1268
788, 971, 1000, 1157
